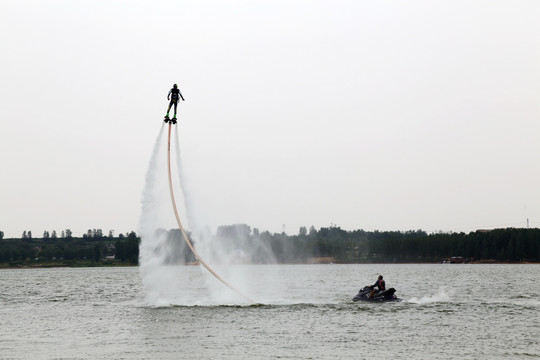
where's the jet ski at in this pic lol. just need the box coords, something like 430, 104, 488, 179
353, 286, 398, 302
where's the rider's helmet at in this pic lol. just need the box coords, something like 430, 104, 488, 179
173, 84, 178, 88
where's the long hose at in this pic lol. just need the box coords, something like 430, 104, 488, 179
166, 123, 254, 303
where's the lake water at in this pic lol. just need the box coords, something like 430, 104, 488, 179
1, 264, 539, 359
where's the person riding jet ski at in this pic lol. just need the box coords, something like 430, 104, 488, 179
352, 275, 397, 302
369, 275, 385, 298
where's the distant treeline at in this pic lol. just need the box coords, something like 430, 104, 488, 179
1, 226, 539, 267
210, 225, 540, 264
0, 229, 139, 267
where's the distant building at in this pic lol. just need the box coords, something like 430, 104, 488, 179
449, 256, 465, 263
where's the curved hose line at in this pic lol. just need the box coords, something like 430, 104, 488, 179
166, 124, 254, 303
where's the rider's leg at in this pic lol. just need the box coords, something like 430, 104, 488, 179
173, 101, 178, 117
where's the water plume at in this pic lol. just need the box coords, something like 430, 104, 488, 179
139, 124, 284, 306
172, 127, 281, 303
139, 124, 194, 305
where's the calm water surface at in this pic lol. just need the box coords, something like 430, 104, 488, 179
1, 264, 539, 359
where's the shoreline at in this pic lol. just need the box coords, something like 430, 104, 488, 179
1, 260, 538, 269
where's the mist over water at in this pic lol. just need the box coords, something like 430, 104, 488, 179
139, 125, 281, 306
139, 124, 178, 306
173, 125, 200, 233
139, 124, 204, 306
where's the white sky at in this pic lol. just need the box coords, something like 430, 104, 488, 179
1, 0, 539, 238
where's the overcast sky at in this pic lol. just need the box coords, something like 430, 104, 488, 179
1, 0, 539, 238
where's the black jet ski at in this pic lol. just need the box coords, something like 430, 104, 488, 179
353, 286, 398, 302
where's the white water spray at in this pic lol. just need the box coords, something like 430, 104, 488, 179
173, 126, 201, 232
165, 124, 254, 303
139, 125, 198, 305
172, 126, 285, 303
407, 287, 453, 304
140, 123, 260, 305
139, 120, 291, 305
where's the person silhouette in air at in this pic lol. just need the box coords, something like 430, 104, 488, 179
165, 83, 185, 121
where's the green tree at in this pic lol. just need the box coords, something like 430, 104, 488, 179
126, 232, 140, 264
506, 239, 515, 260
115, 239, 126, 261
41, 245, 55, 260
309, 226, 317, 238
93, 243, 103, 261
515, 234, 526, 261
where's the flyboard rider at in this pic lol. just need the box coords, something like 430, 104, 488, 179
165, 83, 185, 123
